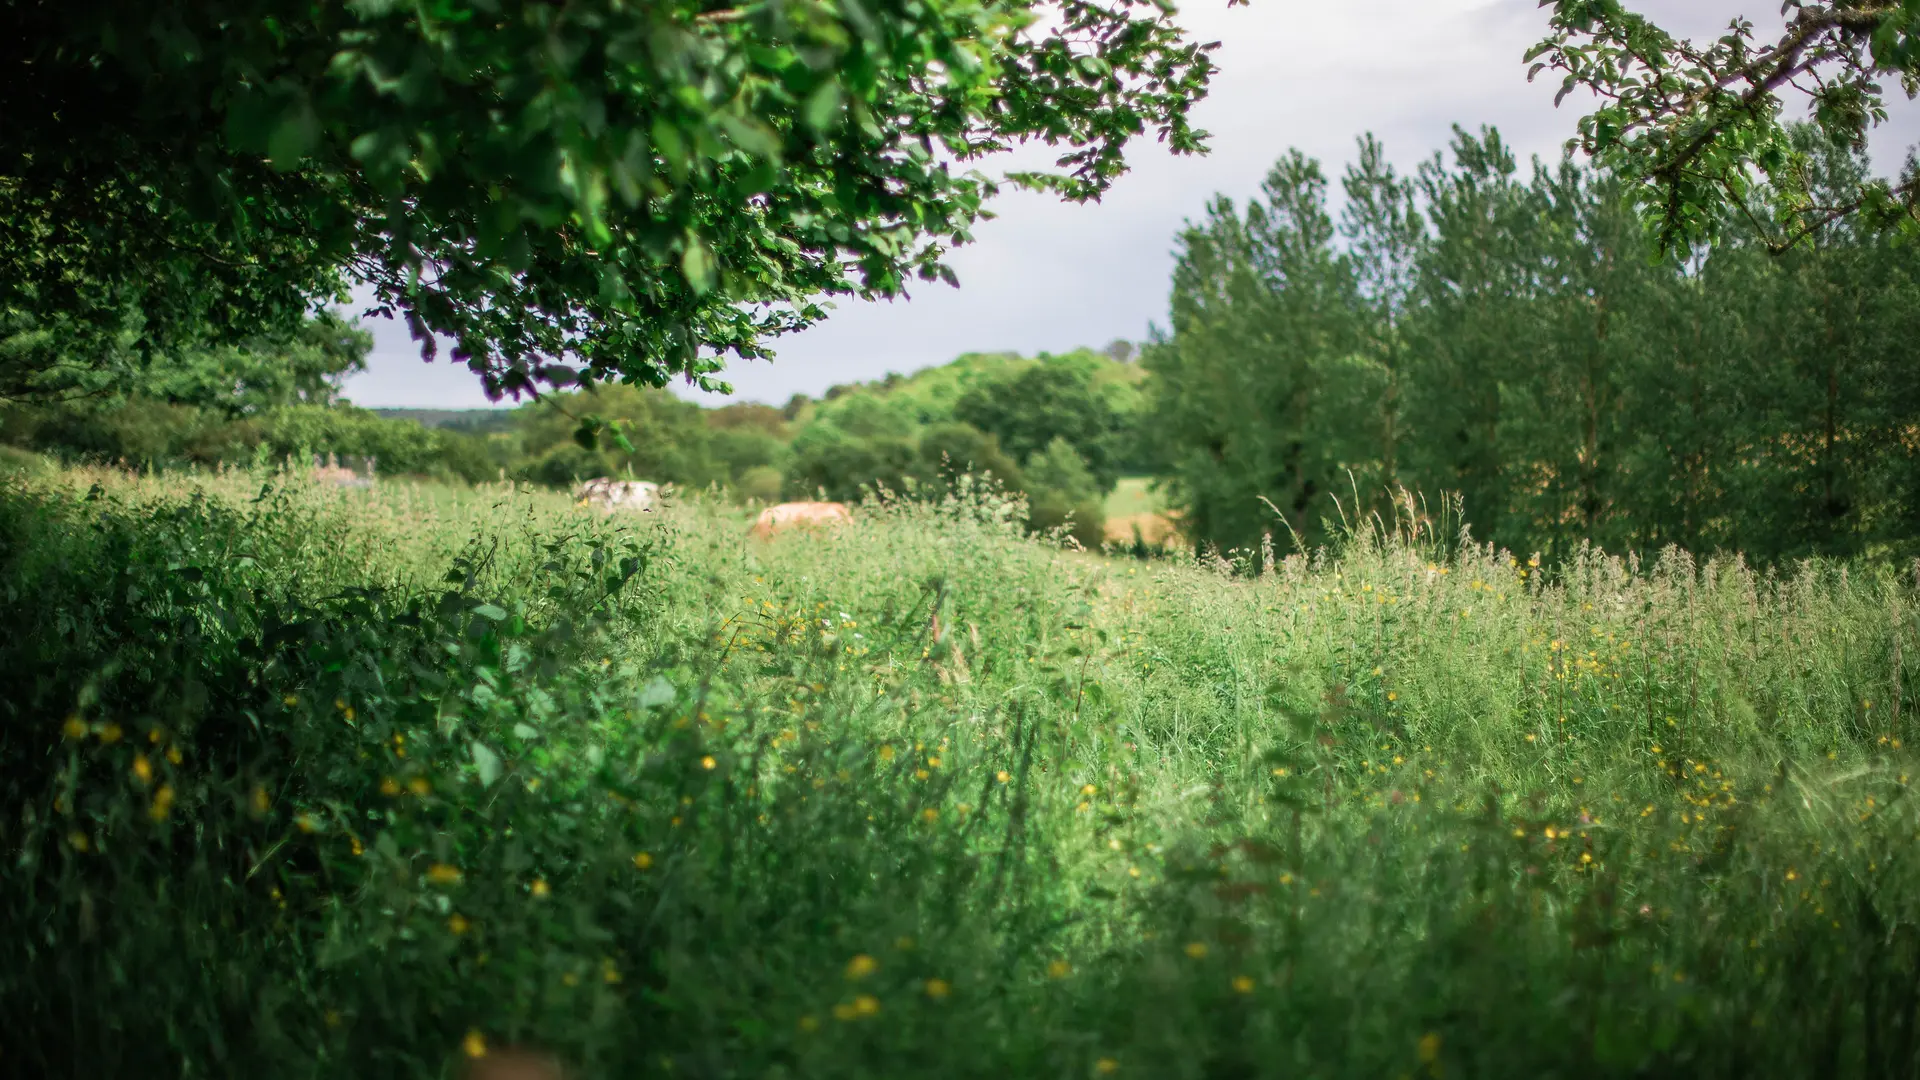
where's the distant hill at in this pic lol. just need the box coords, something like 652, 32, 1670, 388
798, 347, 1147, 432
370, 408, 520, 434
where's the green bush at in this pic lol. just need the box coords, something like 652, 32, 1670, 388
735, 464, 784, 503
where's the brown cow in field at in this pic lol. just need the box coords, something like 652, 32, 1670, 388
750, 501, 852, 539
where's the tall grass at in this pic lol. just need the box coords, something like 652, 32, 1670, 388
2, 465, 1918, 1078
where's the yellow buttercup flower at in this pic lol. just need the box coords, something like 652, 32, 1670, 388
463, 1030, 487, 1058
924, 978, 951, 999
845, 954, 878, 980
427, 863, 463, 886
1418, 1031, 1442, 1064
149, 784, 175, 821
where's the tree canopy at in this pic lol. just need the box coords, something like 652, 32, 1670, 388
4, 0, 1217, 402
1149, 126, 1920, 564
1532, 0, 1920, 250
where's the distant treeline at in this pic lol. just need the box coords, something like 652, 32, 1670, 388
0, 324, 1149, 547
12, 120, 1914, 566
1150, 124, 1920, 565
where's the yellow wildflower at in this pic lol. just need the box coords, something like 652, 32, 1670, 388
924, 978, 951, 1000
1184, 942, 1208, 959
845, 954, 878, 980
132, 754, 152, 784
1047, 959, 1072, 979
633, 852, 653, 869
463, 1030, 487, 1058
1231, 975, 1254, 994
407, 777, 431, 796
531, 879, 550, 899
149, 784, 175, 821
62, 715, 87, 740
427, 863, 463, 886
1418, 1031, 1442, 1064
448, 914, 470, 935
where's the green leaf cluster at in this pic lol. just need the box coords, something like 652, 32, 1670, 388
4, 0, 1217, 399
1151, 125, 1920, 564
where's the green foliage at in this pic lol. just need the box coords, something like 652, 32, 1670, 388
916, 422, 1027, 496
1152, 125, 1920, 564
4, 0, 1217, 399
954, 357, 1131, 494
1147, 149, 1372, 552
785, 423, 918, 503
6, 466, 1920, 1077
513, 384, 727, 490
1021, 436, 1106, 548
1532, 1, 1920, 250
1, 309, 371, 408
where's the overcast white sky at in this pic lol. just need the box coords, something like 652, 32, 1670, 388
339, 0, 1920, 409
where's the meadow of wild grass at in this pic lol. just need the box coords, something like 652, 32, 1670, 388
3, 464, 1920, 1079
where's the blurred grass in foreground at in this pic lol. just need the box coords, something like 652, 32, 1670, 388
3, 465, 1919, 1079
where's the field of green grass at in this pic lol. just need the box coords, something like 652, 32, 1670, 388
1104, 476, 1165, 519
5, 465, 1920, 1078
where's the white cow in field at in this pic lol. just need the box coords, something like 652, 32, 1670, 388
750, 501, 853, 539
311, 453, 375, 488
574, 477, 659, 513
